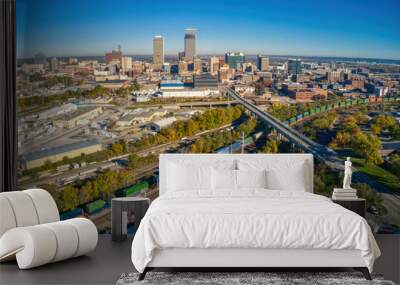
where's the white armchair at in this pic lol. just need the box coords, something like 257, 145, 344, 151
0, 189, 98, 269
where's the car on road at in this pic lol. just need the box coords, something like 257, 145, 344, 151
367, 206, 380, 216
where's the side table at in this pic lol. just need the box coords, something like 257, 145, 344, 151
332, 198, 366, 218
111, 197, 150, 242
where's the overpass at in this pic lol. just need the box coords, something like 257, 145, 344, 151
225, 87, 330, 160
225, 87, 400, 224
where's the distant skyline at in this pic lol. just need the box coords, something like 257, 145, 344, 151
17, 0, 400, 60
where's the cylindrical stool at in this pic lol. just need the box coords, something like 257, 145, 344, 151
111, 197, 150, 242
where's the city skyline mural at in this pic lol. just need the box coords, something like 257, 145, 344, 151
16, 0, 400, 234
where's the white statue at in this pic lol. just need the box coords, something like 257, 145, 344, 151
343, 157, 352, 189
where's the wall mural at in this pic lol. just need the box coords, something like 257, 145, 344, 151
16, 0, 400, 234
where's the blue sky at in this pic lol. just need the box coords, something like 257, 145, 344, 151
17, 0, 400, 59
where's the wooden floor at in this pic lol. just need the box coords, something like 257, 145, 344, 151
0, 234, 398, 285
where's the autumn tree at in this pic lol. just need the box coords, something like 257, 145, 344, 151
260, 138, 279, 153
62, 185, 79, 211
370, 124, 382, 136
351, 132, 383, 165
329, 131, 352, 148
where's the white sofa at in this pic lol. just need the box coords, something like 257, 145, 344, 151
0, 189, 98, 269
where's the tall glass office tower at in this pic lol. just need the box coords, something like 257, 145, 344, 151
184, 28, 196, 60
225, 52, 245, 70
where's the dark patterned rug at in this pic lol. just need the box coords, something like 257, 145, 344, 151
116, 271, 395, 285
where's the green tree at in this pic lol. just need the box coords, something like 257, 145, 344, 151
371, 124, 381, 136
43, 159, 55, 171
62, 185, 79, 211
329, 131, 352, 148
389, 154, 400, 176
375, 115, 396, 130
62, 156, 70, 165
311, 118, 330, 129
260, 138, 279, 153
79, 181, 94, 204
351, 132, 383, 165
111, 143, 124, 156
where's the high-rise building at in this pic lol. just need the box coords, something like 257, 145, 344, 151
209, 56, 219, 74
225, 52, 245, 70
193, 58, 203, 74
153, 35, 164, 66
257, 55, 269, 71
121, 56, 132, 72
184, 28, 197, 60
287, 59, 302, 75
105, 50, 122, 64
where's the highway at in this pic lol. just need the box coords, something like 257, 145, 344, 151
225, 87, 400, 229
225, 87, 329, 159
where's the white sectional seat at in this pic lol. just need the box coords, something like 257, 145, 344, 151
0, 189, 98, 269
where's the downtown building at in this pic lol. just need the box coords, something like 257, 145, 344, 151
225, 52, 245, 71
193, 73, 218, 89
209, 56, 220, 75
105, 49, 122, 64
184, 28, 197, 60
257, 55, 269, 71
153, 35, 164, 67
287, 59, 302, 75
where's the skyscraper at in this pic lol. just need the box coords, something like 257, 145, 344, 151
257, 55, 269, 71
193, 58, 203, 74
287, 59, 302, 75
184, 28, 197, 60
121, 56, 132, 72
225, 52, 245, 70
153, 35, 164, 66
209, 56, 219, 74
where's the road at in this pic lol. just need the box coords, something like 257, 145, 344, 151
225, 87, 400, 230
381, 140, 400, 151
